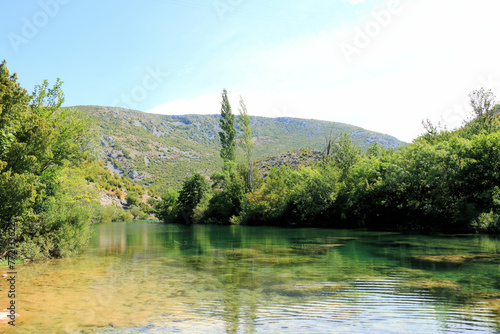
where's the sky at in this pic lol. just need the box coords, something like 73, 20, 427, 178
1, 0, 500, 142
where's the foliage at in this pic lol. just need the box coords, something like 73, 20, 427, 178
288, 164, 339, 225
98, 204, 132, 223
177, 173, 209, 223
205, 162, 245, 224
80, 160, 146, 197
237, 96, 254, 191
129, 205, 141, 220
157, 188, 179, 223
126, 193, 140, 207
167, 87, 500, 234
237, 162, 263, 193
467, 88, 498, 134
326, 132, 361, 177
10, 166, 100, 260
219, 89, 237, 163
0, 61, 99, 260
192, 191, 213, 223
242, 167, 295, 226
330, 94, 500, 232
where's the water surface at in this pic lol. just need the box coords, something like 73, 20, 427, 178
1, 223, 500, 333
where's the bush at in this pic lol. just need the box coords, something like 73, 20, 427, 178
206, 177, 245, 224
177, 173, 209, 223
158, 188, 179, 223
471, 210, 500, 233
120, 210, 134, 221
289, 165, 339, 225
126, 193, 140, 207
129, 205, 141, 219
241, 167, 294, 226
192, 192, 213, 223
17, 187, 97, 260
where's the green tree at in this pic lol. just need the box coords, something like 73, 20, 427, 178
126, 193, 140, 207
206, 161, 245, 224
289, 165, 339, 225
366, 142, 383, 158
241, 167, 294, 226
219, 89, 236, 162
145, 197, 159, 215
129, 205, 141, 220
0, 163, 37, 227
237, 96, 254, 191
467, 87, 499, 134
178, 173, 209, 224
0, 61, 30, 162
0, 60, 98, 260
419, 119, 450, 144
329, 133, 361, 177
158, 188, 179, 222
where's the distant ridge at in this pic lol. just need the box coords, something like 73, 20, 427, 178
70, 105, 406, 190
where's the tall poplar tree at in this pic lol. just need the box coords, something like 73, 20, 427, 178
237, 96, 254, 191
219, 89, 236, 162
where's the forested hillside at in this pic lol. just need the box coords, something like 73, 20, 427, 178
73, 105, 405, 190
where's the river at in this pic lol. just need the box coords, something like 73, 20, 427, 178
1, 222, 500, 333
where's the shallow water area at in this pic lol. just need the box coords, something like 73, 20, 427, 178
1, 223, 500, 333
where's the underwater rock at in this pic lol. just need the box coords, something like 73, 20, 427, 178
412, 254, 500, 265
214, 248, 262, 260
182, 256, 222, 270
290, 244, 344, 255
401, 279, 462, 294
376, 266, 433, 279
293, 237, 356, 245
262, 282, 344, 297
390, 241, 427, 248
413, 255, 469, 264
466, 292, 500, 317
219, 270, 261, 289
249, 255, 318, 266
457, 276, 499, 290
261, 271, 299, 285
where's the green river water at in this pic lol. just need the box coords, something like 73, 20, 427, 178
2, 222, 500, 333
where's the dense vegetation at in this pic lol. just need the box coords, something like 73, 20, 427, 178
159, 88, 500, 234
0, 60, 98, 260
0, 62, 155, 261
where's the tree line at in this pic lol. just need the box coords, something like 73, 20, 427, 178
158, 87, 500, 233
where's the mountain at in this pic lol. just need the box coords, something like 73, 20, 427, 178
72, 105, 406, 191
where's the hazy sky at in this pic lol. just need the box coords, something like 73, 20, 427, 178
2, 0, 500, 142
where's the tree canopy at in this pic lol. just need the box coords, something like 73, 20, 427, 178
0, 60, 99, 260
